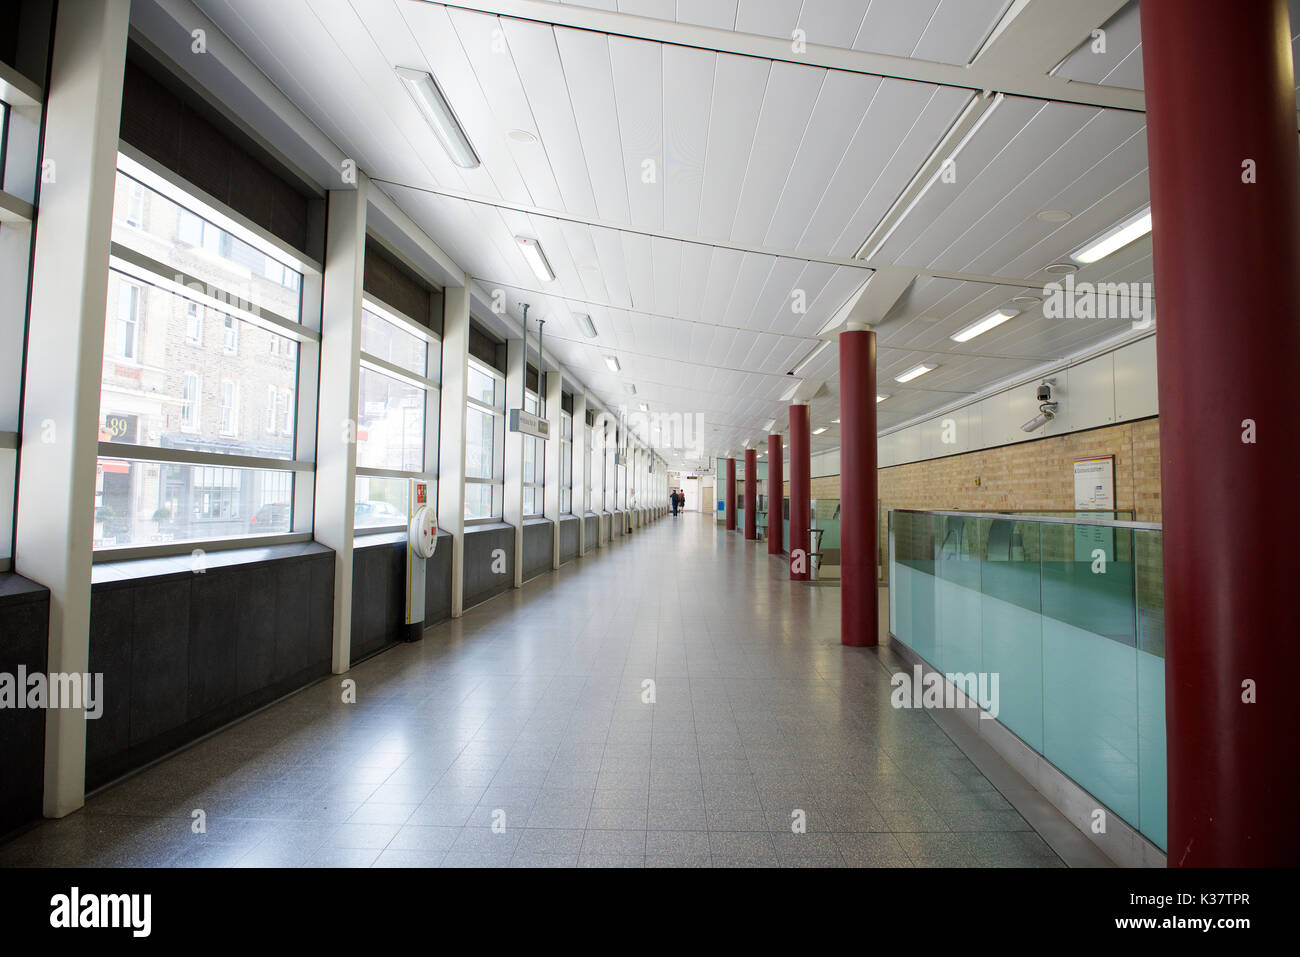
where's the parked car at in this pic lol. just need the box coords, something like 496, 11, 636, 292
354, 500, 406, 528
251, 502, 291, 532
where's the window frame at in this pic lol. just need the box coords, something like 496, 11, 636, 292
464, 354, 505, 525
353, 294, 441, 536
559, 409, 572, 516
92, 145, 323, 562
522, 388, 544, 519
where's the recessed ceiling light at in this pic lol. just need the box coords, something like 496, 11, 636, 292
951, 307, 1020, 343
576, 314, 597, 338
638, 403, 648, 412
1044, 262, 1078, 275
895, 363, 935, 383
395, 67, 480, 169
515, 236, 555, 282
1012, 295, 1042, 307
1037, 209, 1073, 223
832, 417, 841, 422
1071, 207, 1152, 264
813, 427, 827, 435
507, 129, 537, 144
604, 355, 620, 373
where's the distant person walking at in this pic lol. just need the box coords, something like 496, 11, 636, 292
671, 489, 680, 517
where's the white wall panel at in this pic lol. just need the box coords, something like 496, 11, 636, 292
1115, 336, 1159, 421
1067, 352, 1116, 430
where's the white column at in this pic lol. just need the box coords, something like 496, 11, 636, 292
437, 285, 470, 617
15, 0, 130, 819
503, 337, 525, 587
543, 365, 563, 568
315, 176, 368, 674
573, 392, 587, 554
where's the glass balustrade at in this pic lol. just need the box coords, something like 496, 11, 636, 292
888, 508, 1166, 851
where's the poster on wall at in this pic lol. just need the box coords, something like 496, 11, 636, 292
1073, 454, 1116, 563
1073, 455, 1115, 511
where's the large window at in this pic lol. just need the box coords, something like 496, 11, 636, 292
354, 298, 440, 531
522, 390, 544, 518
584, 421, 593, 513
94, 152, 318, 554
560, 410, 573, 515
1, 92, 34, 572
465, 356, 504, 521
604, 425, 616, 510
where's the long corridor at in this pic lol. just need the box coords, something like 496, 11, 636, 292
1, 513, 1077, 868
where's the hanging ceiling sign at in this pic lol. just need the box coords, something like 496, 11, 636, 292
509, 408, 550, 439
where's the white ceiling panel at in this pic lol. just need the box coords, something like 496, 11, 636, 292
178, 0, 1181, 465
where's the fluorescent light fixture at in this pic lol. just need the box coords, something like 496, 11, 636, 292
832, 418, 841, 423
865, 93, 1004, 259
792, 340, 830, 375
576, 313, 597, 338
604, 355, 620, 373
895, 363, 935, 383
813, 427, 827, 435
951, 308, 1019, 343
875, 396, 888, 404
639, 403, 649, 412
395, 67, 480, 169
515, 236, 555, 282
1071, 207, 1152, 264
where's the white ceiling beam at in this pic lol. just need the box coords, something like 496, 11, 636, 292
975, 0, 1131, 76
375, 178, 1049, 289
0, 59, 42, 109
368, 182, 467, 287
420, 0, 1146, 113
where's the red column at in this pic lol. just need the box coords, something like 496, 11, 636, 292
743, 448, 757, 540
1142, 0, 1300, 867
840, 328, 878, 647
724, 457, 736, 531
789, 404, 810, 581
767, 433, 783, 554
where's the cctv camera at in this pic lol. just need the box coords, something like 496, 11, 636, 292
1035, 383, 1052, 402
1021, 402, 1058, 433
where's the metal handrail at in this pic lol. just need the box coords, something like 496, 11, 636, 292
889, 507, 1161, 531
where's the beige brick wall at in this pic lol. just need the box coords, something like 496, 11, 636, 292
782, 417, 1162, 563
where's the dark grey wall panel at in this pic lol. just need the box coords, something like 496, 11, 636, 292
0, 575, 51, 839
559, 517, 579, 564
463, 524, 514, 608
86, 544, 334, 790
350, 538, 404, 664
522, 520, 553, 581
425, 531, 453, 626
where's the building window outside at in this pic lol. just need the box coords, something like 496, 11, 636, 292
181, 372, 201, 432
116, 280, 141, 360
95, 157, 312, 552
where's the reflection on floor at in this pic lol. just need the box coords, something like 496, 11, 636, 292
2, 513, 1074, 868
